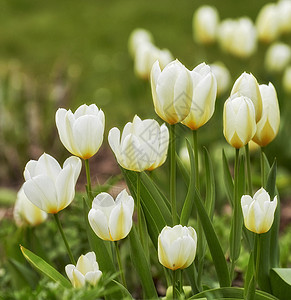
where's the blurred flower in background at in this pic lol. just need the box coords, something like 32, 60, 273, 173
282, 66, 291, 93
210, 62, 231, 96
128, 28, 154, 59
265, 42, 291, 73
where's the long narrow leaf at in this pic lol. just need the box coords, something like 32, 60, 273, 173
222, 149, 234, 206
20, 245, 71, 288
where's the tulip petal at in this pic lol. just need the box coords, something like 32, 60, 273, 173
85, 270, 102, 286
65, 264, 75, 283
88, 209, 111, 240
72, 269, 85, 288
108, 127, 121, 155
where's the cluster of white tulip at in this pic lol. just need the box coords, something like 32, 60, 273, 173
128, 28, 173, 79
223, 72, 280, 148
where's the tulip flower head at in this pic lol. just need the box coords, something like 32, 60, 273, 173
223, 94, 256, 149
158, 225, 197, 270
108, 115, 169, 172
128, 28, 154, 58
151, 60, 193, 124
230, 72, 262, 122
210, 62, 231, 96
193, 5, 219, 45
55, 104, 105, 160
181, 63, 217, 130
88, 189, 134, 241
252, 83, 280, 147
23, 153, 81, 214
65, 252, 102, 288
14, 186, 47, 227
241, 188, 277, 234
277, 0, 291, 34
265, 42, 291, 73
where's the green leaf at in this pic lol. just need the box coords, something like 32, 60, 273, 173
180, 139, 195, 226
176, 152, 190, 186
222, 149, 234, 206
129, 226, 158, 299
193, 188, 230, 287
20, 245, 71, 288
244, 251, 255, 297
270, 268, 291, 300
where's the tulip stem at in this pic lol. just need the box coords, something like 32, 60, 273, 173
136, 172, 143, 242
260, 148, 266, 188
114, 241, 127, 288
245, 143, 253, 195
53, 213, 76, 265
170, 124, 178, 225
255, 234, 261, 282
84, 159, 93, 203
172, 269, 177, 300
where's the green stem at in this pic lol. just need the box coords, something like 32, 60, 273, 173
170, 124, 177, 225
114, 241, 127, 288
172, 269, 177, 300
230, 148, 240, 280
85, 159, 93, 203
260, 148, 265, 188
193, 130, 200, 189
245, 143, 253, 195
255, 234, 261, 282
53, 213, 76, 265
136, 172, 142, 239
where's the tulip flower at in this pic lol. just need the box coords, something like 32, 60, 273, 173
223, 94, 256, 149
65, 252, 102, 288
193, 5, 219, 44
230, 72, 262, 122
277, 0, 291, 34
158, 225, 197, 270
128, 28, 154, 58
241, 188, 277, 234
265, 42, 291, 73
55, 104, 105, 160
134, 43, 173, 80
88, 189, 134, 241
210, 62, 231, 96
256, 3, 280, 43
151, 60, 193, 124
23, 153, 81, 214
283, 66, 291, 93
108, 115, 169, 172
181, 63, 217, 130
14, 186, 47, 227
252, 83, 280, 147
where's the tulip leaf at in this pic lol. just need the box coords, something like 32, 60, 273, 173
222, 149, 234, 206
20, 245, 71, 288
193, 188, 230, 287
244, 251, 255, 300
180, 139, 195, 226
270, 268, 291, 300
129, 226, 158, 299
203, 147, 215, 218
176, 153, 190, 186
188, 287, 278, 300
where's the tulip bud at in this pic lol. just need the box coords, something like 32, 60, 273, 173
134, 43, 173, 80
65, 252, 102, 288
210, 62, 231, 96
158, 225, 197, 270
252, 83, 280, 147
23, 153, 81, 214
265, 42, 291, 73
241, 188, 277, 234
13, 186, 47, 227
181, 63, 217, 130
108, 115, 169, 172
193, 5, 219, 44
256, 3, 280, 43
218, 19, 236, 53
56, 104, 105, 160
223, 94, 256, 149
277, 0, 291, 34
231, 72, 263, 122
151, 60, 193, 124
128, 28, 154, 58
282, 66, 291, 93
88, 189, 134, 241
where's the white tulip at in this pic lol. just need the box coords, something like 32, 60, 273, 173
241, 188, 277, 234
210, 62, 231, 96
88, 189, 134, 241
223, 94, 256, 149
181, 63, 217, 130
23, 153, 81, 214
193, 5, 219, 44
277, 0, 291, 34
256, 3, 280, 43
151, 60, 193, 124
65, 252, 102, 288
128, 28, 154, 58
108, 115, 169, 172
13, 186, 47, 227
56, 104, 105, 159
158, 225, 197, 270
231, 72, 262, 122
265, 42, 291, 73
252, 83, 280, 147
